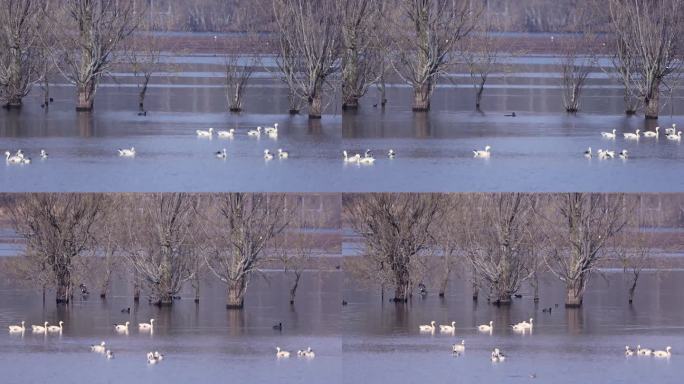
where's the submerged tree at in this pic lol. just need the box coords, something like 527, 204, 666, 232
200, 194, 293, 309
539, 193, 632, 307
387, 0, 479, 111
48, 0, 140, 111
458, 22, 506, 110
7, 194, 104, 304
273, 0, 342, 118
464, 194, 537, 305
345, 193, 443, 302
0, 0, 43, 108
608, 0, 683, 119
123, 194, 198, 306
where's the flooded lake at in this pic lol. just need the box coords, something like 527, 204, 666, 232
0, 269, 342, 384
342, 270, 684, 384
2, 54, 683, 192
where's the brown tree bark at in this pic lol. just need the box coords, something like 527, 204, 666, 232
644, 81, 660, 119
76, 80, 96, 111
308, 92, 323, 119
412, 82, 431, 111
227, 277, 246, 309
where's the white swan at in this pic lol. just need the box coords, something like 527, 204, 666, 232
665, 124, 676, 135
217, 129, 235, 138
40, 149, 48, 159
147, 351, 160, 364
473, 145, 491, 158
138, 318, 154, 330
32, 322, 49, 334
598, 149, 614, 159
653, 346, 672, 358
264, 149, 274, 160
265, 123, 278, 134
625, 346, 634, 356
419, 321, 436, 332
519, 318, 534, 329
215, 148, 227, 159
619, 149, 628, 159
8, 321, 25, 333
91, 341, 106, 353
47, 321, 64, 333
584, 147, 592, 158
623, 129, 640, 139
478, 321, 494, 332
278, 149, 289, 159
266, 124, 279, 138
491, 348, 506, 362
276, 346, 290, 358
359, 154, 375, 164
452, 340, 465, 353
118, 147, 135, 157
114, 321, 130, 332
153, 351, 164, 361
248, 127, 262, 136
388, 149, 396, 159
5, 151, 23, 164
106, 350, 114, 359
637, 345, 652, 356
196, 127, 214, 137
643, 127, 659, 138
439, 321, 456, 333
666, 131, 682, 141
297, 347, 315, 358
343, 150, 360, 163
601, 129, 617, 139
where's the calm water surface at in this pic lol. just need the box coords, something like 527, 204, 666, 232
342, 271, 684, 384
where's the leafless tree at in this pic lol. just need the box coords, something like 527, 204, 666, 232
386, 0, 479, 111
6, 194, 104, 304
610, 208, 653, 304
273, 0, 343, 118
559, 38, 596, 113
0, 0, 43, 108
608, 0, 683, 119
538, 193, 632, 307
122, 194, 199, 306
47, 0, 141, 111
223, 38, 258, 113
463, 194, 537, 305
432, 194, 465, 297
345, 193, 443, 302
341, 0, 381, 109
200, 194, 293, 309
126, 18, 164, 112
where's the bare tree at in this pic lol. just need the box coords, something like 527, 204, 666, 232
273, 0, 343, 118
608, 0, 683, 119
539, 194, 632, 307
432, 194, 464, 297
611, 219, 653, 304
559, 38, 596, 113
387, 0, 479, 111
200, 194, 293, 309
458, 22, 506, 110
341, 0, 381, 109
48, 0, 141, 111
224, 43, 257, 113
122, 194, 198, 306
126, 17, 164, 112
345, 193, 443, 302
7, 194, 104, 304
0, 0, 43, 108
463, 194, 537, 305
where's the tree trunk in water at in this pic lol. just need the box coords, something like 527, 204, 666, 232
226, 277, 246, 309
229, 84, 242, 112
138, 75, 150, 110
475, 82, 485, 109
644, 80, 660, 119
76, 80, 96, 111
56, 275, 71, 304
412, 82, 431, 112
493, 289, 511, 305
133, 270, 141, 302
289, 272, 301, 305
393, 270, 410, 302
4, 96, 22, 109
628, 274, 638, 304
342, 95, 359, 110
308, 93, 322, 119
565, 282, 584, 307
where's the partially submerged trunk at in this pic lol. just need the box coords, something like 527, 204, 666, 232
138, 74, 151, 110
342, 95, 359, 110
392, 269, 410, 302
565, 278, 585, 307
412, 82, 431, 112
644, 80, 660, 119
308, 92, 323, 119
226, 277, 246, 309
76, 79, 96, 111
289, 271, 302, 305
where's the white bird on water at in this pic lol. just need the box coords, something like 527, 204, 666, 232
388, 149, 396, 159
439, 321, 456, 333
248, 127, 262, 137
47, 321, 64, 333
491, 348, 506, 362
278, 148, 289, 159
32, 322, 49, 334
601, 129, 617, 139
196, 127, 214, 137
452, 340, 465, 353
653, 346, 672, 358
666, 131, 682, 141
114, 321, 130, 332
619, 149, 628, 159
5, 151, 23, 164
478, 321, 494, 332
264, 149, 274, 160
625, 346, 635, 356
118, 147, 135, 157
643, 127, 659, 138
138, 318, 154, 331
8, 321, 25, 333
419, 321, 436, 332
584, 147, 592, 158
91, 341, 106, 353
665, 124, 676, 135
623, 129, 640, 140
343, 151, 360, 163
276, 347, 291, 358
215, 148, 227, 159
473, 146, 491, 158
218, 128, 235, 138
40, 149, 48, 159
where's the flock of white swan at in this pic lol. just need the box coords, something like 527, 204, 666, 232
7, 318, 315, 364
588, 124, 682, 160
416, 318, 673, 362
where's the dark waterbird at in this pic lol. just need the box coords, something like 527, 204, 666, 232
272, 322, 282, 331
121, 307, 130, 313
505, 112, 517, 117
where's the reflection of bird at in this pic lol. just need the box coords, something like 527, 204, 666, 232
341, 300, 348, 306
121, 307, 130, 313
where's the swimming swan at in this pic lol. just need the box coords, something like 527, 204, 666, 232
91, 341, 106, 353
491, 348, 506, 362
653, 346, 672, 358
584, 147, 592, 158
298, 347, 315, 358
47, 321, 64, 332
637, 345, 653, 356
601, 129, 617, 139
452, 340, 465, 353
623, 129, 640, 139
248, 127, 262, 136
478, 321, 494, 332
643, 127, 659, 138
106, 350, 114, 359
666, 131, 682, 141
665, 124, 676, 135
264, 149, 274, 160
276, 347, 291, 358
8, 321, 25, 333
419, 321, 436, 332
32, 322, 49, 333
40, 149, 48, 159
114, 322, 130, 332
138, 319, 154, 330
625, 346, 634, 356
278, 149, 289, 159
439, 321, 456, 333
147, 351, 161, 364
343, 151, 361, 163
217, 129, 235, 138
388, 149, 396, 159
5, 151, 23, 163
118, 147, 136, 157
215, 148, 227, 159
619, 149, 628, 159
196, 128, 214, 137
473, 146, 491, 158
